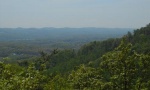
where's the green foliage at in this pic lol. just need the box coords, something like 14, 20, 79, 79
130, 23, 150, 54
69, 64, 102, 89
0, 62, 46, 90
100, 40, 150, 90
44, 74, 70, 90
0, 23, 150, 89
68, 39, 150, 90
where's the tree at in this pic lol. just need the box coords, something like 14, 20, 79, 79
69, 64, 102, 89
100, 40, 150, 90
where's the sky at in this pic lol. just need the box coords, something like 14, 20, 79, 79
0, 0, 150, 28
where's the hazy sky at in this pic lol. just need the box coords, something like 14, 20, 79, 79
0, 0, 150, 28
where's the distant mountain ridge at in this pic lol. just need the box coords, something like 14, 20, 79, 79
0, 27, 133, 41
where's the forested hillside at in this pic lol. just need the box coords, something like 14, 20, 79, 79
0, 24, 150, 90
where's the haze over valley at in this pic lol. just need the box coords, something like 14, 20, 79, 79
0, 0, 150, 89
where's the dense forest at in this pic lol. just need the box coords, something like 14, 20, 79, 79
0, 24, 150, 90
